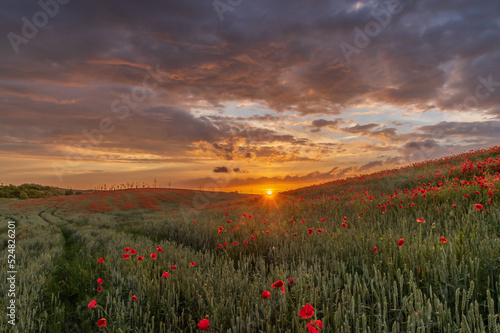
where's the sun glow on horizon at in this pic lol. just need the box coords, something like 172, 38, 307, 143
267, 190, 273, 195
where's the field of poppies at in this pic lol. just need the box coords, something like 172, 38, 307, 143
1, 147, 499, 332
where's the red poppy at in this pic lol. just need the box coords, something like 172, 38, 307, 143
299, 303, 315, 319
243, 241, 248, 245
97, 318, 107, 327
308, 228, 313, 235
150, 253, 157, 259
265, 231, 271, 234
123, 253, 130, 259
190, 262, 196, 267
288, 278, 294, 285
441, 236, 447, 244
131, 295, 137, 301
197, 318, 210, 330
233, 241, 238, 246
262, 290, 271, 299
97, 286, 102, 292
218, 244, 222, 248
382, 206, 386, 212
373, 246, 378, 253
171, 265, 177, 270
307, 320, 323, 333
416, 218, 425, 223
341, 223, 347, 228
97, 257, 104, 263
97, 278, 103, 284
162, 272, 169, 278
398, 239, 404, 248
138, 256, 144, 261
475, 204, 483, 210
343, 216, 347, 222
125, 247, 130, 252
88, 300, 97, 308
317, 229, 323, 232
156, 246, 162, 253
224, 242, 228, 247
271, 280, 285, 293
251, 235, 255, 240
302, 219, 306, 223
294, 233, 297, 236
289, 218, 294, 222
130, 249, 136, 255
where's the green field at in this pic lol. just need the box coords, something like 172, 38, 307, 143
1, 147, 499, 332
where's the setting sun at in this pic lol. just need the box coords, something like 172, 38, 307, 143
267, 190, 273, 195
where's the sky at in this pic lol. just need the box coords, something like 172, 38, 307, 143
1, 0, 499, 194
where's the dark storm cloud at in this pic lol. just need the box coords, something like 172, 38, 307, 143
2, 0, 499, 116
213, 166, 230, 173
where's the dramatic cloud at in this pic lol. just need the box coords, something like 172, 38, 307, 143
0, 0, 499, 191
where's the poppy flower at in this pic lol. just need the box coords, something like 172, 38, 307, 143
97, 318, 107, 327
162, 272, 169, 278
416, 218, 425, 223
125, 247, 130, 252
307, 320, 323, 333
97, 286, 102, 292
97, 257, 104, 263
190, 262, 196, 267
308, 228, 313, 235
343, 216, 347, 222
224, 242, 228, 247
97, 278, 103, 284
131, 295, 137, 301
243, 241, 248, 245
341, 223, 347, 228
233, 241, 238, 246
398, 239, 404, 248
299, 303, 315, 319
130, 249, 136, 255
475, 204, 483, 210
262, 290, 271, 299
88, 300, 97, 308
218, 244, 222, 248
123, 253, 130, 259
294, 233, 297, 236
373, 246, 378, 253
301, 219, 306, 223
138, 256, 144, 261
288, 278, 294, 285
441, 236, 447, 244
156, 246, 162, 253
150, 253, 157, 259
197, 318, 210, 330
171, 265, 177, 270
265, 231, 271, 234
251, 235, 255, 240
271, 280, 285, 293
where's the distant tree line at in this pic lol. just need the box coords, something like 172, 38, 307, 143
0, 183, 62, 199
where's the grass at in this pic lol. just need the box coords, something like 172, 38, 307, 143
0, 146, 499, 332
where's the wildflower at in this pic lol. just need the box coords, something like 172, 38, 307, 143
88, 300, 97, 308
288, 278, 294, 285
373, 246, 378, 253
137, 256, 144, 261
218, 244, 222, 248
343, 216, 347, 222
243, 241, 248, 245
162, 272, 169, 278
131, 295, 137, 301
97, 257, 104, 263
124, 247, 130, 252
265, 231, 271, 234
190, 262, 196, 267
233, 241, 238, 246
299, 303, 315, 319
130, 249, 136, 255
317, 229, 323, 232
271, 280, 285, 293
171, 265, 177, 270
308, 228, 313, 235
307, 320, 323, 333
97, 278, 103, 284
262, 290, 271, 299
251, 235, 255, 240
97, 286, 102, 292
398, 239, 404, 248
341, 223, 347, 228
416, 218, 425, 223
475, 204, 483, 210
156, 246, 162, 253
123, 253, 130, 259
197, 318, 210, 330
294, 233, 297, 236
97, 318, 107, 327
150, 253, 157, 259
441, 236, 447, 244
